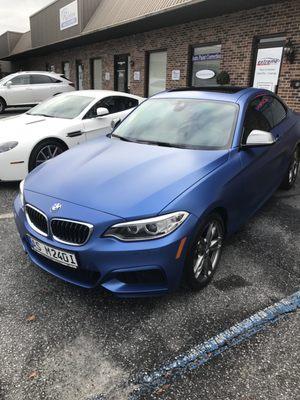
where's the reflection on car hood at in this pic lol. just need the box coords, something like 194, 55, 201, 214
25, 136, 229, 218
0, 113, 76, 141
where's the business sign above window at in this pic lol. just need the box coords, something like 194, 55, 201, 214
192, 52, 221, 62
253, 47, 283, 92
60, 0, 78, 31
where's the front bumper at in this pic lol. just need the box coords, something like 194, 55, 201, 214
0, 150, 27, 181
14, 193, 197, 297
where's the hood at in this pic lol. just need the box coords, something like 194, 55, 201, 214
0, 114, 76, 141
25, 136, 229, 218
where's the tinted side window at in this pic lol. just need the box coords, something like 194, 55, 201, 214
117, 96, 139, 111
84, 100, 104, 119
271, 98, 287, 126
99, 97, 119, 114
10, 75, 31, 85
243, 97, 272, 143
84, 96, 139, 119
31, 75, 53, 84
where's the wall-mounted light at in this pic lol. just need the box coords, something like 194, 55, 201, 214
130, 60, 135, 68
284, 39, 295, 64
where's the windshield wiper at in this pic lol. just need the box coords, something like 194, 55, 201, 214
111, 134, 139, 143
111, 135, 187, 149
135, 139, 188, 149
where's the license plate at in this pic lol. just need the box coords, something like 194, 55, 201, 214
28, 235, 78, 269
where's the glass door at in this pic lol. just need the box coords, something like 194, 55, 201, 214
114, 55, 129, 93
62, 61, 70, 80
91, 58, 103, 89
76, 60, 84, 90
147, 51, 167, 97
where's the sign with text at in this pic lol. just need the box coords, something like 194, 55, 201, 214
60, 1, 78, 31
134, 71, 141, 81
172, 70, 180, 81
192, 52, 221, 62
253, 47, 283, 92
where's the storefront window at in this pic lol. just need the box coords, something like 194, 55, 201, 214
62, 61, 70, 80
76, 60, 84, 90
191, 44, 221, 87
91, 58, 103, 89
252, 36, 285, 93
148, 51, 167, 97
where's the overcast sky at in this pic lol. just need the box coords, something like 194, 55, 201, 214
0, 0, 54, 35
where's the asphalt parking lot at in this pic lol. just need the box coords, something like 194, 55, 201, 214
0, 111, 299, 399
0, 108, 29, 120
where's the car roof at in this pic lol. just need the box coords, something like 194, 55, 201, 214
7, 71, 63, 77
153, 87, 273, 103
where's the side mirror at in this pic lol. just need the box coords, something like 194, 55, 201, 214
111, 118, 121, 130
96, 107, 109, 117
6, 81, 12, 88
244, 130, 277, 148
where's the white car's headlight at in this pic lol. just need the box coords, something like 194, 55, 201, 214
104, 211, 189, 241
19, 180, 25, 207
0, 141, 18, 153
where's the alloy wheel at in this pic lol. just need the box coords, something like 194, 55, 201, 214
35, 144, 64, 167
192, 220, 223, 282
288, 157, 299, 185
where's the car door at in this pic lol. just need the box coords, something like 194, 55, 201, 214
82, 96, 139, 141
6, 75, 33, 105
239, 95, 288, 213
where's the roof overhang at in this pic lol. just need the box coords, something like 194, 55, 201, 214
3, 0, 283, 61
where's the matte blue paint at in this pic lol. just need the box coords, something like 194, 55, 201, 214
14, 88, 300, 296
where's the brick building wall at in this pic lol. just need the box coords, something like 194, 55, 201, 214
20, 0, 300, 110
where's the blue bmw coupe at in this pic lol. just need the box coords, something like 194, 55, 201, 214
14, 87, 300, 297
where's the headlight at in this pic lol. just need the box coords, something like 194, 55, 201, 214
0, 141, 18, 153
19, 180, 25, 207
104, 211, 189, 241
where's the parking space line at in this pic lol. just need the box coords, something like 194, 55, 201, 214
125, 291, 300, 399
0, 213, 14, 220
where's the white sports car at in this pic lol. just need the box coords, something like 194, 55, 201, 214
0, 90, 144, 181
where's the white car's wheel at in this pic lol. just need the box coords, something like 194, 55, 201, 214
29, 139, 68, 172
0, 98, 6, 114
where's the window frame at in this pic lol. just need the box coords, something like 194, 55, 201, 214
30, 74, 57, 85
241, 94, 288, 145
188, 42, 222, 87
250, 33, 286, 93
83, 95, 138, 120
145, 49, 167, 97
90, 57, 103, 90
9, 75, 31, 86
62, 61, 71, 80
76, 60, 84, 90
114, 54, 130, 93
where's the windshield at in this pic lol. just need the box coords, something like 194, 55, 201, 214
113, 98, 238, 149
27, 95, 94, 119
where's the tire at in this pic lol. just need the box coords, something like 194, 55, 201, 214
185, 213, 225, 291
29, 139, 68, 172
0, 98, 6, 114
280, 148, 299, 190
